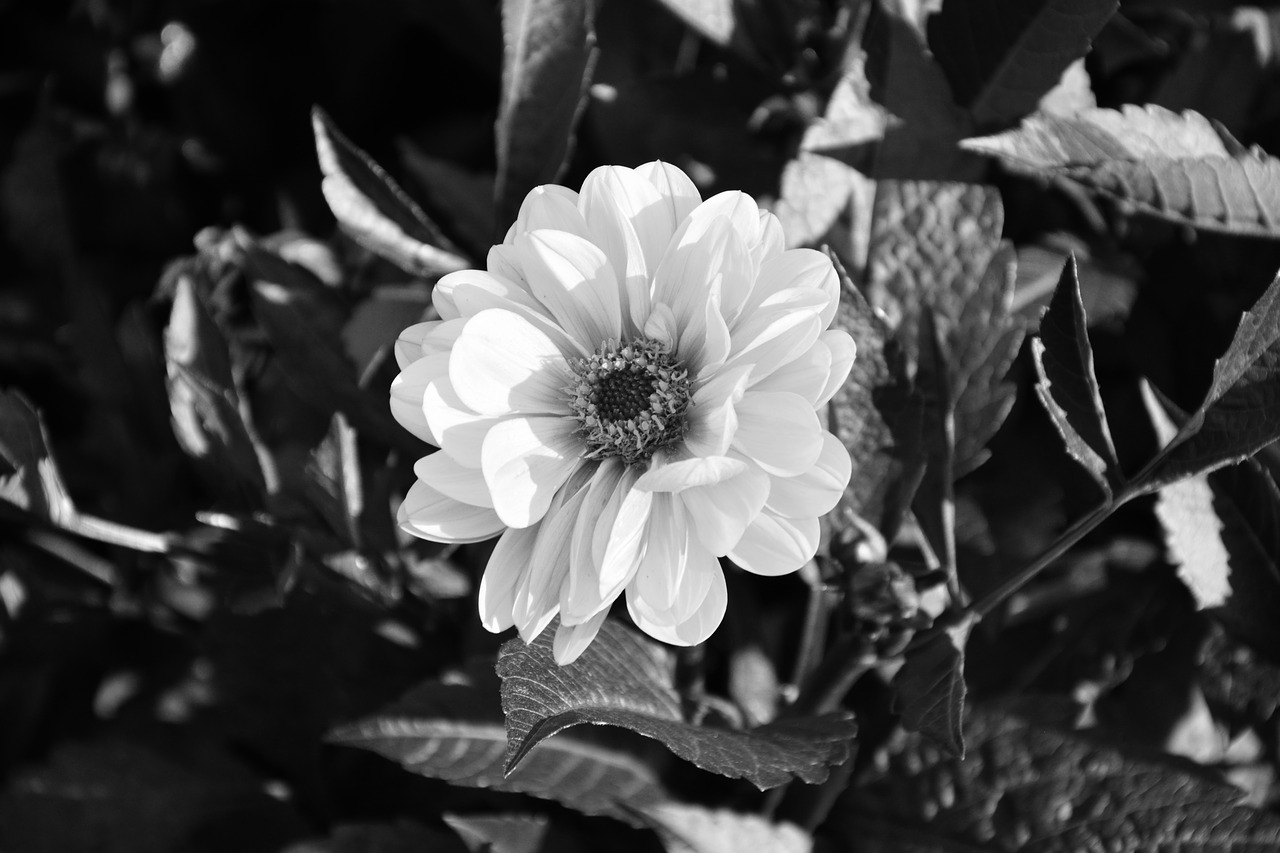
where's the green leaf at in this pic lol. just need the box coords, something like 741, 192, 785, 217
0, 390, 76, 526
312, 109, 468, 277
838, 703, 1280, 852
927, 0, 1118, 130
892, 614, 973, 759
641, 804, 812, 853
443, 814, 551, 853
329, 675, 666, 823
497, 619, 856, 790
164, 276, 267, 501
963, 105, 1280, 237
495, 0, 598, 230
1031, 256, 1122, 497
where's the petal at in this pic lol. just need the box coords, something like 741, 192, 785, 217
634, 492, 686, 611
723, 288, 828, 374
450, 309, 576, 416
414, 451, 493, 508
683, 363, 751, 458
516, 185, 590, 237
816, 330, 856, 407
754, 210, 786, 266
434, 269, 543, 321
750, 337, 832, 405
481, 416, 583, 528
513, 482, 588, 641
479, 525, 540, 632
732, 391, 823, 477
398, 480, 505, 544
553, 608, 610, 665
628, 557, 727, 646
390, 354, 442, 445
636, 160, 701, 227
679, 462, 769, 555
562, 460, 632, 624
394, 320, 435, 369
421, 369, 501, 468
579, 165, 671, 329
745, 249, 839, 328
634, 455, 748, 492
766, 432, 852, 519
517, 230, 623, 350
592, 482, 653, 611
728, 510, 820, 576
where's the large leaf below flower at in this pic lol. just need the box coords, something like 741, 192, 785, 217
835, 703, 1280, 851
497, 619, 857, 790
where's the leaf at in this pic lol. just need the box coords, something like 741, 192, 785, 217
1198, 622, 1280, 725
641, 804, 812, 853
399, 143, 497, 261
0, 391, 76, 526
838, 703, 1280, 852
495, 0, 598, 230
892, 614, 973, 759
1031, 256, 1122, 497
303, 414, 363, 548
826, 252, 924, 540
652, 0, 734, 46
443, 814, 550, 853
962, 105, 1280, 237
926, 0, 1118, 130
312, 109, 468, 277
329, 675, 666, 823
283, 821, 463, 853
497, 619, 857, 790
773, 153, 858, 248
802, 64, 897, 159
164, 276, 267, 500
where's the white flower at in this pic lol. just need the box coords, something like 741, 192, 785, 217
391, 162, 855, 664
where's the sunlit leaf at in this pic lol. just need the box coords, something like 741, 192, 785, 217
0, 390, 76, 527
652, 0, 734, 46
443, 814, 551, 853
642, 804, 812, 853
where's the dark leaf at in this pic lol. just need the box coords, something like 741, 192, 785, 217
1031, 256, 1122, 497
652, 0, 734, 46
283, 821, 464, 853
330, 675, 667, 823
1199, 622, 1280, 725
892, 614, 973, 759
927, 0, 1118, 130
303, 414, 363, 548
963, 105, 1280, 237
839, 703, 1280, 852
0, 391, 76, 526
399, 143, 497, 261
312, 109, 468, 277
495, 0, 598, 230
497, 619, 856, 790
640, 804, 812, 853
443, 814, 550, 853
164, 276, 267, 501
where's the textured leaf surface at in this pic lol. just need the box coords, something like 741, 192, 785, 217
495, 0, 598, 230
642, 804, 812, 853
927, 0, 1118, 129
963, 105, 1280, 236
840, 703, 1280, 852
1031, 256, 1122, 496
497, 619, 856, 790
892, 615, 973, 759
312, 109, 468, 277
443, 814, 550, 853
0, 390, 76, 526
330, 675, 666, 823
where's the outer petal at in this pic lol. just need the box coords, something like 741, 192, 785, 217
748, 336, 831, 404
722, 288, 827, 375
398, 480, 505, 544
553, 608, 610, 665
679, 462, 770, 555
513, 482, 588, 641
628, 558, 727, 646
732, 391, 824, 477
393, 320, 442, 369
683, 364, 751, 458
562, 461, 640, 625
728, 511, 820, 576
636, 160, 702, 227
434, 269, 544, 321
634, 492, 686, 611
421, 369, 502, 468
414, 451, 493, 508
517, 230, 623, 350
816, 330, 856, 407
515, 185, 591, 238
481, 416, 583, 528
479, 524, 540, 632
765, 432, 852, 519
391, 353, 445, 445
450, 309, 575, 416
744, 249, 839, 328
634, 455, 748, 492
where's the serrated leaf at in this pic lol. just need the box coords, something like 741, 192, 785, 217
443, 814, 550, 853
653, 0, 734, 46
642, 804, 812, 853
312, 109, 468, 277
497, 619, 856, 790
927, 0, 1117, 130
963, 105, 1280, 237
329, 676, 667, 823
893, 614, 973, 759
840, 703, 1280, 852
164, 276, 267, 500
495, 0, 598, 230
0, 390, 76, 527
1031, 256, 1122, 497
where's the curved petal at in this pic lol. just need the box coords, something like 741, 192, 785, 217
450, 309, 575, 416
434, 269, 544, 321
517, 230, 623, 350
421, 368, 502, 468
516, 185, 591, 238
553, 608, 610, 665
634, 455, 748, 492
816, 330, 856, 407
391, 354, 443, 445
414, 451, 493, 508
765, 432, 852, 519
728, 510, 819, 576
398, 480, 505, 544
723, 288, 827, 375
479, 524, 540, 632
628, 557, 727, 646
592, 482, 652, 612
745, 249, 839, 327
481, 416, 583, 528
393, 320, 440, 369
679, 462, 769, 555
634, 492, 686, 611
513, 482, 588, 641
732, 391, 823, 477
562, 460, 636, 624
636, 160, 701, 228
754, 210, 786, 267
749, 336, 832, 405
683, 364, 751, 457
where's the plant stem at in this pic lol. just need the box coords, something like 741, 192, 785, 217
69, 513, 173, 553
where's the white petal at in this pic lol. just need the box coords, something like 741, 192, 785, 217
750, 337, 832, 405
593, 482, 652, 609
390, 354, 442, 445
481, 416, 583, 528
635, 455, 748, 492
723, 288, 827, 374
394, 321, 435, 369
766, 432, 851, 519
634, 493, 686, 611
683, 364, 751, 457
636, 160, 702, 227
728, 510, 819, 576
414, 451, 493, 508
514, 483, 588, 641
579, 166, 670, 330
517, 230, 623, 349
434, 269, 542, 321
755, 210, 786, 265
679, 462, 769, 555
732, 391, 823, 477
746, 248, 839, 328
628, 557, 727, 646
553, 608, 609, 665
642, 302, 679, 350
516, 185, 590, 237
562, 460, 634, 625
487, 244, 527, 287
422, 371, 501, 468
398, 480, 505, 543
479, 525, 540, 632
450, 309, 575, 416
684, 191, 761, 247
816, 330, 856, 407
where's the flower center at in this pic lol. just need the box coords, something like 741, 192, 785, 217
568, 338, 692, 466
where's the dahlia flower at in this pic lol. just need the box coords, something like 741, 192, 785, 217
391, 162, 855, 664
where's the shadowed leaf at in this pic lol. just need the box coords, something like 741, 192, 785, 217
892, 614, 973, 758
0, 390, 76, 526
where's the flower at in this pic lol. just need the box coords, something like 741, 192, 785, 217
391, 162, 855, 664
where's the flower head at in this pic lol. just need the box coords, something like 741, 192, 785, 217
391, 162, 855, 664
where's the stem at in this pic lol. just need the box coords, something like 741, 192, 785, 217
787, 634, 877, 718
68, 513, 173, 554
789, 560, 832, 690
